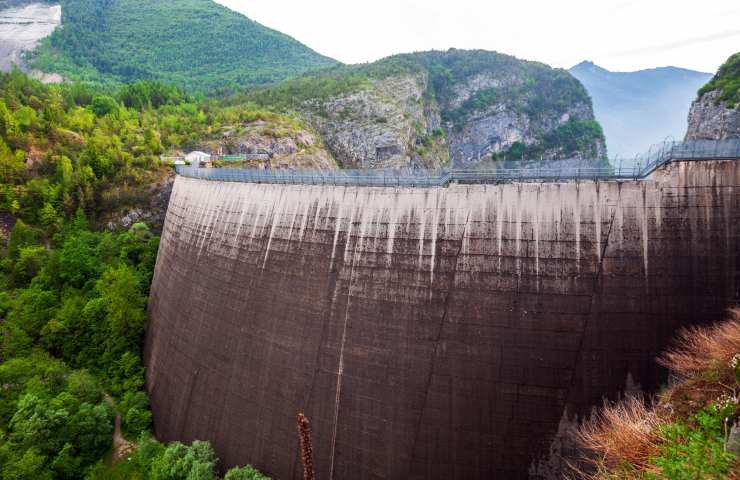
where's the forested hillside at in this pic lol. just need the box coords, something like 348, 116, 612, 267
245, 49, 606, 168
26, 0, 336, 92
0, 70, 286, 478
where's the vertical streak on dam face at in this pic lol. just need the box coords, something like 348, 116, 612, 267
145, 160, 739, 479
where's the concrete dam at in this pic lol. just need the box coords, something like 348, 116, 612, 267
145, 159, 739, 479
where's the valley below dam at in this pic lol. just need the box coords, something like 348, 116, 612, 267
145, 159, 738, 479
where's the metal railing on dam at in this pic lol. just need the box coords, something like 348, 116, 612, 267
174, 139, 740, 187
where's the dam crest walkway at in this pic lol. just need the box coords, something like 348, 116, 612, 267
175, 139, 740, 187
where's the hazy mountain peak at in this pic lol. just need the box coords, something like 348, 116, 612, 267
570, 61, 712, 159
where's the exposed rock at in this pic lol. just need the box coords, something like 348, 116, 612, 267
202, 120, 337, 170
276, 51, 606, 170
727, 421, 740, 455
303, 73, 447, 169
0, 2, 61, 72
104, 172, 174, 233
685, 90, 740, 140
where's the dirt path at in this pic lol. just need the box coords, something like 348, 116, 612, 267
104, 394, 136, 463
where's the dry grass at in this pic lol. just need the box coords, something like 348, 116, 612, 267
658, 309, 740, 378
576, 395, 661, 473
573, 308, 740, 479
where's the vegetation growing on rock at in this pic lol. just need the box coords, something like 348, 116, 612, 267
245, 49, 605, 168
698, 53, 740, 108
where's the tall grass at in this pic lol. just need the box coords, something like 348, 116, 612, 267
573, 309, 740, 479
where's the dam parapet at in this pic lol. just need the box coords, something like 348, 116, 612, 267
146, 156, 739, 479
173, 139, 740, 187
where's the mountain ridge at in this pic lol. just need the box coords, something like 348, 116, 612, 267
570, 60, 711, 159
24, 0, 337, 91
245, 49, 606, 169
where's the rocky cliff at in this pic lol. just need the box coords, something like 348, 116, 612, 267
685, 52, 740, 140
249, 50, 607, 169
685, 90, 740, 140
199, 117, 337, 170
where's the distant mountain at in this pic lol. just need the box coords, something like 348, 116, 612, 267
570, 61, 711, 160
246, 50, 606, 169
24, 0, 337, 91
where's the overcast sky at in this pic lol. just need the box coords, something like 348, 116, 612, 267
216, 0, 739, 74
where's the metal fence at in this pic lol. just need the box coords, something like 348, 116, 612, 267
175, 139, 740, 187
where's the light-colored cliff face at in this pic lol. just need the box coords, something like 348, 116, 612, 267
254, 51, 607, 171
293, 64, 604, 169
200, 119, 337, 170
302, 73, 448, 169
146, 159, 738, 480
685, 90, 740, 140
440, 71, 601, 164
0, 2, 61, 77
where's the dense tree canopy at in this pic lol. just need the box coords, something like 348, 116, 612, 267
0, 70, 274, 478
27, 0, 337, 92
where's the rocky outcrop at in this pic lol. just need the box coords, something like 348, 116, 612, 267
200, 119, 337, 170
439, 71, 602, 165
0, 2, 61, 74
303, 73, 448, 169
103, 173, 175, 233
685, 90, 740, 140
276, 51, 606, 170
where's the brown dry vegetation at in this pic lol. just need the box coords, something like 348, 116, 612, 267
658, 310, 740, 377
576, 396, 661, 473
573, 309, 740, 479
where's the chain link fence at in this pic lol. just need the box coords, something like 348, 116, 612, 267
175, 139, 740, 187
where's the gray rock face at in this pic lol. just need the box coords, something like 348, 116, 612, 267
685, 90, 740, 140
304, 74, 447, 169
300, 69, 603, 169
200, 120, 337, 170
0, 3, 61, 73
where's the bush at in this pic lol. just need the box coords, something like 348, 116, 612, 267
150, 440, 217, 480
120, 391, 152, 439
574, 310, 740, 479
224, 465, 271, 480
91, 96, 120, 117
658, 309, 740, 378
648, 404, 736, 479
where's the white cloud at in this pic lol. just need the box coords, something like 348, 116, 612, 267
216, 0, 739, 73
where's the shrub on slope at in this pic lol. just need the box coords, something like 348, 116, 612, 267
575, 309, 740, 479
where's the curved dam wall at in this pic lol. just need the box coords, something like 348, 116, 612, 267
145, 160, 739, 479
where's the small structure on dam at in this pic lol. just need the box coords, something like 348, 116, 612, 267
145, 156, 739, 479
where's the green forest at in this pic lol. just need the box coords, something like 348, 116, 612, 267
0, 70, 274, 479
26, 0, 336, 92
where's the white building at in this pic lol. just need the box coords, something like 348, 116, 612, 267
185, 151, 212, 168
